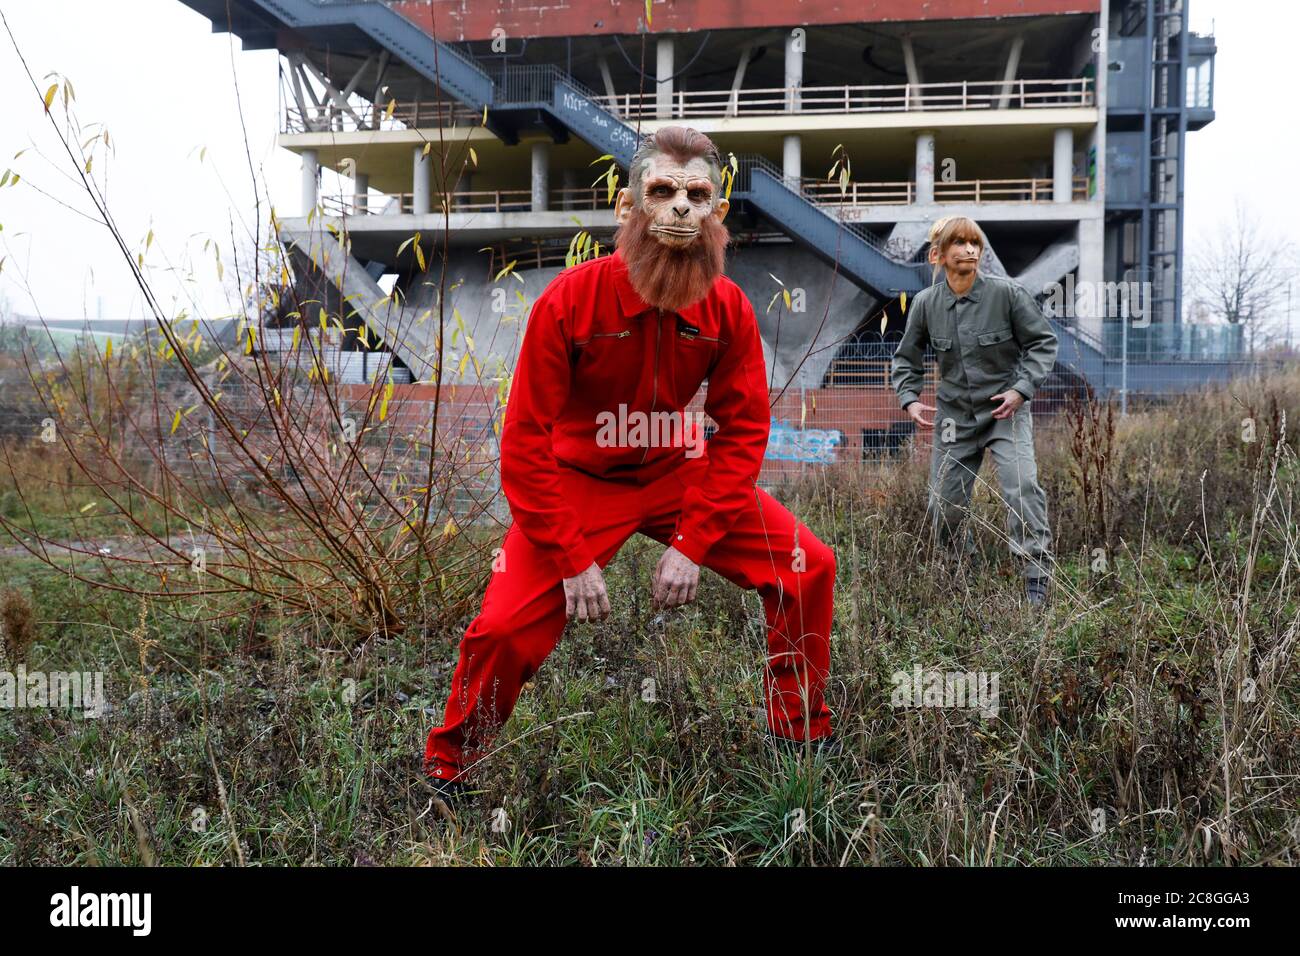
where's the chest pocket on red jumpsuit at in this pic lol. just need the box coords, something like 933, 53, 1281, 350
572, 326, 635, 396
671, 318, 725, 402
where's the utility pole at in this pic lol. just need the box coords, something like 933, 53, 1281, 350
1287, 280, 1293, 354
1120, 266, 1134, 417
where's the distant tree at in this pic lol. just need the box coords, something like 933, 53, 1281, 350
1188, 201, 1288, 355
0, 322, 29, 356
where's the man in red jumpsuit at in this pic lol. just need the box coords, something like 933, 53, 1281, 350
423, 126, 837, 797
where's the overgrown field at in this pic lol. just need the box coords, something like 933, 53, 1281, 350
2, 372, 1298, 866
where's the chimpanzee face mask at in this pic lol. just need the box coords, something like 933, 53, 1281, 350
613, 152, 731, 312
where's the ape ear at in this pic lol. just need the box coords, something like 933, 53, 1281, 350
614, 187, 635, 224
714, 196, 730, 224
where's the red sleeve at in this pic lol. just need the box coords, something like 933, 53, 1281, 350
671, 290, 771, 564
498, 278, 594, 578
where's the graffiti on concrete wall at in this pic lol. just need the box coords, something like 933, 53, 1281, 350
766, 418, 843, 464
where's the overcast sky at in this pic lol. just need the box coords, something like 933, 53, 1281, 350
0, 0, 1295, 326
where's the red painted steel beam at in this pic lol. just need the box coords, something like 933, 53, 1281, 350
392, 1, 1100, 43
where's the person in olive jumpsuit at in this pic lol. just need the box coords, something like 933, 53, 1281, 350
891, 216, 1058, 604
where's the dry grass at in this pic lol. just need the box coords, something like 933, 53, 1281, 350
1, 369, 1297, 865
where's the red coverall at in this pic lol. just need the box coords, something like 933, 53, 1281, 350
425, 247, 835, 782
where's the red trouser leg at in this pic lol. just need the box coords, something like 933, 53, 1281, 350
645, 457, 836, 741
424, 467, 645, 783
424, 458, 836, 782
422, 520, 567, 783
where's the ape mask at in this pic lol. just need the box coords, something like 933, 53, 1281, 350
613, 127, 732, 314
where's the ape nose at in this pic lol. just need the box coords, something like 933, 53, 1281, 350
673, 205, 689, 217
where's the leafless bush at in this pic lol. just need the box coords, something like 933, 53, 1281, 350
0, 64, 501, 645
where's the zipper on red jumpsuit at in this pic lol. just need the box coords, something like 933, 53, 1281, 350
573, 329, 632, 347
639, 308, 662, 466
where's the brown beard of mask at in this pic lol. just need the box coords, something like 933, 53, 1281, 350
613, 204, 731, 313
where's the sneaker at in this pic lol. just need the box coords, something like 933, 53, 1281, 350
1026, 576, 1050, 607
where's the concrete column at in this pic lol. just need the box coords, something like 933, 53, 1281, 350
353, 171, 369, 214
915, 131, 935, 205
782, 134, 802, 189
561, 168, 578, 210
300, 148, 319, 217
412, 145, 430, 215
996, 35, 1025, 109
451, 168, 472, 212
902, 36, 923, 108
597, 52, 618, 106
1053, 127, 1075, 202
1076, 218, 1105, 339
784, 29, 804, 112
531, 141, 550, 212
728, 43, 753, 115
656, 37, 674, 118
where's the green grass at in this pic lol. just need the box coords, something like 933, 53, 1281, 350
3, 372, 1300, 866
1, 523, 1295, 866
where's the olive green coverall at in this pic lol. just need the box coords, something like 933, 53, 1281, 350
891, 271, 1059, 579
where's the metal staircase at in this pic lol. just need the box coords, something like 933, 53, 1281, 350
180, 0, 495, 124
181, 0, 1247, 396
183, 0, 929, 302
734, 155, 931, 296
483, 62, 932, 300
1048, 317, 1259, 397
